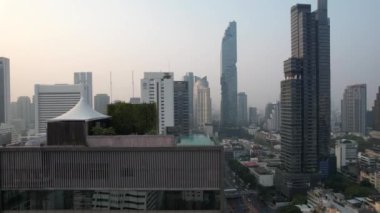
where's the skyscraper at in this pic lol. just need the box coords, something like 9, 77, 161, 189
237, 92, 248, 126
194, 76, 212, 131
265, 102, 281, 132
35, 84, 84, 133
373, 87, 380, 131
74, 72, 93, 107
141, 72, 174, 135
183, 72, 194, 131
94, 94, 110, 114
174, 81, 189, 135
220, 21, 237, 127
0, 57, 10, 124
16, 96, 33, 130
276, 0, 331, 197
341, 84, 367, 136
249, 107, 258, 126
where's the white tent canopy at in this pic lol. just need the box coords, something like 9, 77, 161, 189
49, 98, 110, 122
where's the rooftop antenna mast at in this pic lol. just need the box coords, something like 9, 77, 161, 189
110, 71, 113, 103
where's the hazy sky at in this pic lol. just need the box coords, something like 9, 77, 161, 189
0, 0, 379, 113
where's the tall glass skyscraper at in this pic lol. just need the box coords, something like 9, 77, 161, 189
220, 21, 237, 127
275, 0, 331, 197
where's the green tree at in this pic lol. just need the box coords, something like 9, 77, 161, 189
107, 102, 157, 135
344, 185, 371, 198
228, 160, 257, 189
91, 126, 116, 135
291, 194, 307, 205
279, 205, 302, 213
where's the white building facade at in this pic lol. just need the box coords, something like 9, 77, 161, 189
141, 72, 174, 135
35, 84, 84, 133
335, 139, 358, 171
74, 72, 93, 107
193, 76, 212, 131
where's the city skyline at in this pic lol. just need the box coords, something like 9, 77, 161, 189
0, 0, 379, 111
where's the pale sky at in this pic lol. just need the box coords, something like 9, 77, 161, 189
0, 0, 379, 113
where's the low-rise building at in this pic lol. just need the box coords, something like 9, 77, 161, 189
307, 188, 377, 213
358, 152, 376, 168
335, 139, 358, 171
249, 167, 273, 187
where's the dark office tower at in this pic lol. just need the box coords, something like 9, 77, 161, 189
275, 0, 331, 198
373, 87, 380, 131
249, 107, 258, 126
220, 21, 237, 127
237, 92, 248, 126
174, 81, 190, 135
183, 72, 194, 131
0, 57, 10, 124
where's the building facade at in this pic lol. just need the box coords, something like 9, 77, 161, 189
0, 57, 10, 124
183, 72, 194, 131
174, 81, 190, 135
373, 87, 380, 131
92, 191, 160, 210
94, 94, 110, 114
335, 139, 358, 171
264, 102, 281, 132
220, 21, 237, 127
16, 96, 33, 130
341, 84, 367, 136
249, 107, 258, 126
129, 97, 141, 104
276, 0, 331, 197
0, 146, 223, 211
74, 72, 93, 107
193, 77, 212, 131
35, 84, 84, 133
141, 72, 174, 135
237, 92, 248, 126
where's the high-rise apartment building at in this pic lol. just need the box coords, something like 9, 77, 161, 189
249, 107, 258, 126
94, 94, 110, 114
16, 96, 33, 130
183, 72, 194, 130
341, 84, 367, 136
193, 76, 212, 131
265, 102, 281, 132
220, 21, 237, 127
141, 72, 174, 135
35, 84, 84, 133
174, 81, 189, 135
237, 92, 248, 126
0, 57, 10, 124
373, 87, 380, 131
276, 0, 331, 197
74, 72, 93, 107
